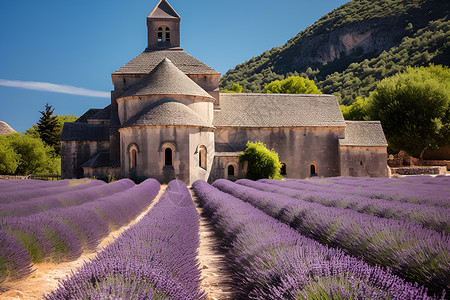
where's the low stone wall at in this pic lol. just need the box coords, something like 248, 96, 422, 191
0, 175, 30, 180
391, 166, 447, 176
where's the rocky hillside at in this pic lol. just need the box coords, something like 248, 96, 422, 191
220, 0, 450, 104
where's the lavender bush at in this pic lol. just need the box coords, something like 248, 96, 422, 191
193, 180, 441, 299
0, 230, 34, 285
0, 180, 105, 205
244, 179, 450, 233
277, 176, 450, 208
46, 180, 204, 300
0, 179, 135, 217
213, 179, 449, 294
0, 179, 160, 285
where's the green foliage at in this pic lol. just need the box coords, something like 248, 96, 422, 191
221, 83, 243, 93
264, 76, 322, 94
239, 141, 282, 180
0, 141, 20, 174
0, 133, 61, 175
367, 65, 450, 157
37, 103, 60, 156
340, 97, 369, 120
219, 0, 449, 104
321, 18, 450, 104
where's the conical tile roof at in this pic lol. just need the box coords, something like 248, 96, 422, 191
0, 121, 16, 135
123, 98, 213, 128
121, 57, 214, 100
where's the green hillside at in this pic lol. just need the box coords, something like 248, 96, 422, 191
220, 0, 450, 105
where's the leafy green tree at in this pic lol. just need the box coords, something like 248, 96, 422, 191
0, 133, 60, 175
340, 97, 369, 120
239, 141, 282, 180
0, 141, 19, 174
222, 83, 243, 93
36, 103, 60, 155
264, 76, 322, 94
367, 65, 450, 158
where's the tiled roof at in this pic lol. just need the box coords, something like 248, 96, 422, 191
213, 93, 346, 127
147, 0, 180, 20
113, 49, 219, 75
0, 121, 16, 135
91, 105, 111, 120
120, 58, 214, 99
60, 123, 109, 141
81, 151, 120, 168
339, 121, 388, 147
76, 109, 102, 123
123, 98, 214, 128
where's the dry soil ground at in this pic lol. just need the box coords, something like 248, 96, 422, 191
0, 186, 235, 300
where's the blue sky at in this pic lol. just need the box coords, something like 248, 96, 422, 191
0, 0, 348, 133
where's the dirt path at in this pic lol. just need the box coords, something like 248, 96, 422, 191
0, 186, 166, 300
190, 189, 236, 300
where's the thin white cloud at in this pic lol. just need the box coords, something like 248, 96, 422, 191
0, 79, 109, 98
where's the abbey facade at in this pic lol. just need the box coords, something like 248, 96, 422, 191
61, 0, 388, 185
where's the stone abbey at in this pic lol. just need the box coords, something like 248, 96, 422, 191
61, 0, 388, 184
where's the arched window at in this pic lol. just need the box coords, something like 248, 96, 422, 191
228, 165, 235, 176
199, 146, 207, 170
130, 149, 137, 169
165, 148, 173, 166
280, 163, 287, 176
310, 163, 318, 177
158, 26, 170, 43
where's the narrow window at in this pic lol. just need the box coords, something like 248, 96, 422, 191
228, 165, 235, 176
310, 163, 318, 177
158, 27, 163, 42
165, 27, 170, 42
199, 146, 207, 170
165, 148, 173, 166
360, 161, 363, 166
130, 149, 137, 169
280, 163, 286, 176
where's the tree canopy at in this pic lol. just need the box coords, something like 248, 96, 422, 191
0, 133, 60, 175
264, 76, 321, 94
221, 83, 243, 93
367, 65, 449, 157
239, 141, 282, 180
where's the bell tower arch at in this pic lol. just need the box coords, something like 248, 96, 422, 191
147, 0, 181, 50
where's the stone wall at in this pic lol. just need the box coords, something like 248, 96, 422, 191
61, 141, 110, 179
391, 166, 447, 175
119, 125, 214, 185
215, 126, 345, 179
339, 145, 388, 177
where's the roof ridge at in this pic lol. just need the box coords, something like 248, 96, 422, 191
147, 0, 181, 20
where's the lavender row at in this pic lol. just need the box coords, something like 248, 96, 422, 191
213, 179, 449, 294
0, 179, 135, 217
0, 179, 72, 192
0, 179, 160, 285
193, 180, 440, 299
280, 176, 450, 208
46, 180, 204, 300
0, 180, 105, 205
253, 179, 450, 233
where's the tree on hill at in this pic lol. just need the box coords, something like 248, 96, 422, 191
36, 103, 60, 155
264, 76, 321, 94
340, 97, 369, 120
367, 65, 449, 158
221, 83, 243, 93
239, 141, 282, 180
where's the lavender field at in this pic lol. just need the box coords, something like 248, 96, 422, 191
0, 176, 448, 299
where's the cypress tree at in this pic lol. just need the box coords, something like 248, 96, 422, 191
36, 103, 60, 156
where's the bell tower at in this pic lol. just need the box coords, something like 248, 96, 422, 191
147, 0, 181, 50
